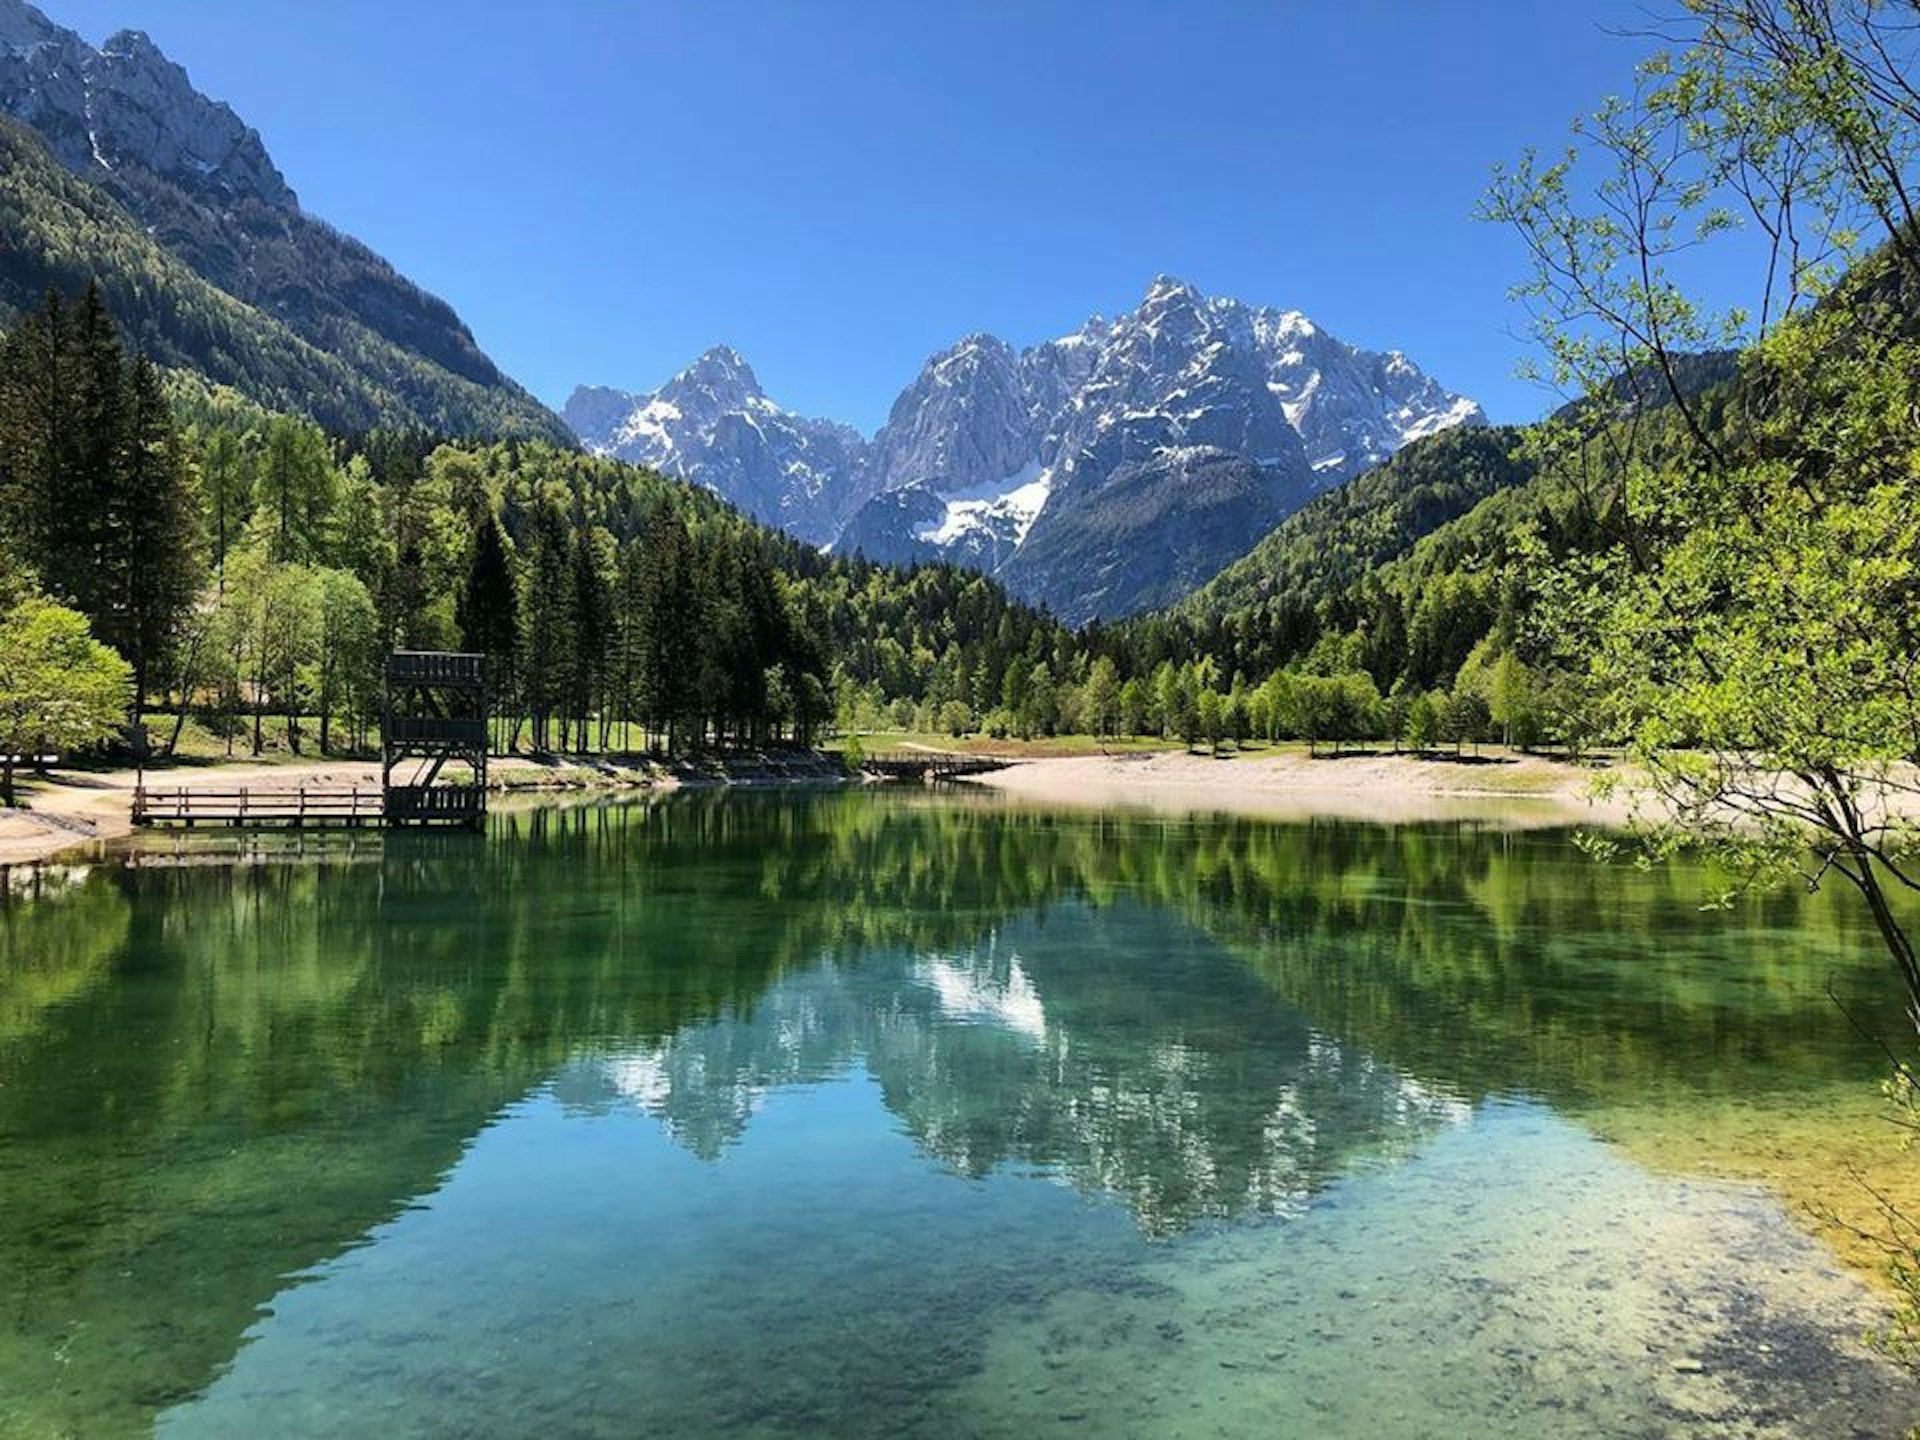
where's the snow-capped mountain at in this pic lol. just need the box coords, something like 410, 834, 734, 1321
565, 347, 871, 546
569, 277, 1482, 621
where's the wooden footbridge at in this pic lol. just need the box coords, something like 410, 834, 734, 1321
133, 651, 490, 832
859, 750, 1013, 783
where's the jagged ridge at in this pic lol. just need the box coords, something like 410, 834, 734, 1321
569, 276, 1482, 622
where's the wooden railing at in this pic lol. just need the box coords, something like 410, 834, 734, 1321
383, 784, 485, 821
385, 651, 486, 686
386, 716, 489, 745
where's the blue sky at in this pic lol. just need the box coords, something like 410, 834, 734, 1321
52, 0, 1662, 430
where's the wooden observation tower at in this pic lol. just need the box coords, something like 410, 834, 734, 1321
381, 650, 489, 829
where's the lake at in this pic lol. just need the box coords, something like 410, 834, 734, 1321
2, 789, 1917, 1438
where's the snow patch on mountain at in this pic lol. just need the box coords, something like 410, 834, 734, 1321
913, 460, 1050, 548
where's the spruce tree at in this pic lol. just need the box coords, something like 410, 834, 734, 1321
633, 510, 694, 752
61, 283, 123, 623
519, 501, 575, 752
458, 513, 520, 742
569, 527, 612, 751
0, 291, 69, 588
109, 355, 203, 716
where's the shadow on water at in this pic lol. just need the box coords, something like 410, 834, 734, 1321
0, 789, 1914, 1437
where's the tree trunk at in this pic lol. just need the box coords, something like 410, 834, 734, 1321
1852, 850, 1920, 1032
1, 754, 14, 807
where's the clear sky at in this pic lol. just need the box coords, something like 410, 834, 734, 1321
49, 0, 1663, 431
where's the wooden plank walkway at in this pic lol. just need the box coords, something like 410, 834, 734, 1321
132, 786, 386, 829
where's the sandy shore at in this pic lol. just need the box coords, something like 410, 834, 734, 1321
970, 747, 1632, 828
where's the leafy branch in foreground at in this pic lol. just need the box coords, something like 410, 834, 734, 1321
1490, 0, 1920, 1023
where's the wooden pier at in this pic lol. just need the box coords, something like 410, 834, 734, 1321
132, 650, 491, 833
133, 786, 385, 828
860, 750, 1013, 783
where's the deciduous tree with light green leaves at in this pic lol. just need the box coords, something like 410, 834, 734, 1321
1489, 1, 1920, 1363
1082, 655, 1121, 740
1488, 0, 1920, 1028
0, 592, 131, 806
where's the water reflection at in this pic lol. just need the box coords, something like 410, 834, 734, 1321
553, 903, 1469, 1231
0, 791, 1912, 1438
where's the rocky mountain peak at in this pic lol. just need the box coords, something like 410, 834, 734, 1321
669, 344, 765, 403
1141, 274, 1201, 308
929, 332, 1016, 375
566, 349, 868, 546
0, 0, 58, 50
99, 26, 160, 58
0, 0, 294, 208
1134, 275, 1209, 341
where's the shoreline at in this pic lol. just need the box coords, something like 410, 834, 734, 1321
0, 756, 628, 867
0, 748, 877, 867
0, 746, 1627, 867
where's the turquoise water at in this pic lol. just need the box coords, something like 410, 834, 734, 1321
1, 791, 1916, 1437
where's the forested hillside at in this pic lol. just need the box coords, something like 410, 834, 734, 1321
0, 0, 568, 444
0, 117, 564, 441
0, 273, 1694, 766
0, 268, 1787, 770
0, 120, 415, 433
1152, 426, 1536, 675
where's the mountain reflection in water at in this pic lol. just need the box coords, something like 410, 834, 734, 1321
0, 790, 1913, 1439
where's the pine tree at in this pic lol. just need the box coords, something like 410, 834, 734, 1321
519, 501, 575, 752
0, 290, 199, 721
570, 526, 613, 751
458, 513, 520, 744
0, 292, 72, 595
612, 535, 650, 749
632, 511, 695, 751
109, 356, 203, 715
61, 282, 124, 624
